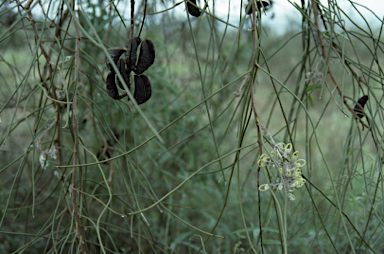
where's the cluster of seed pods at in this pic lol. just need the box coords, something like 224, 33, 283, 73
106, 37, 155, 104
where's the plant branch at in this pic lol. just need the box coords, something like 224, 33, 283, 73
70, 1, 87, 252
130, 0, 135, 38
251, 3, 264, 253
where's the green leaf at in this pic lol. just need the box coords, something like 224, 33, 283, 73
308, 95, 314, 107
263, 239, 282, 245
306, 84, 322, 93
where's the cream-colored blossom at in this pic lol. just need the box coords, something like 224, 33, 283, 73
258, 141, 306, 202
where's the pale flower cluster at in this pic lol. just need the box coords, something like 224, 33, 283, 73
305, 70, 323, 84
39, 144, 57, 170
305, 61, 323, 84
35, 117, 58, 170
258, 142, 306, 201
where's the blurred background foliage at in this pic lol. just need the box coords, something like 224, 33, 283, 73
0, 0, 383, 253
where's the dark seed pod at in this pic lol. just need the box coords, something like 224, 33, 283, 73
246, 1, 269, 15
116, 59, 131, 90
106, 49, 125, 72
106, 72, 125, 100
133, 75, 152, 104
125, 37, 141, 71
134, 40, 156, 75
187, 0, 201, 17
354, 95, 369, 119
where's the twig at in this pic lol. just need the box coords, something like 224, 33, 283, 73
130, 0, 135, 38
71, 0, 87, 252
234, 72, 250, 97
19, 0, 67, 220
251, 3, 264, 253
23, 1, 54, 82
138, 0, 148, 38
24, 0, 63, 163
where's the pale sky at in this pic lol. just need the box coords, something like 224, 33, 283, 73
56, 0, 384, 36
165, 0, 384, 35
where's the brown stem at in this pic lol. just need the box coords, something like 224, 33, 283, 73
251, 81, 264, 254
24, 0, 34, 9
54, 2, 70, 39
24, 1, 54, 82
130, 0, 135, 38
138, 0, 147, 38
251, 3, 264, 253
23, 0, 62, 155
23, 0, 65, 197
71, 1, 87, 252
316, 2, 328, 30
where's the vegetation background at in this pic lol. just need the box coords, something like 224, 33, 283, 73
0, 0, 383, 253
